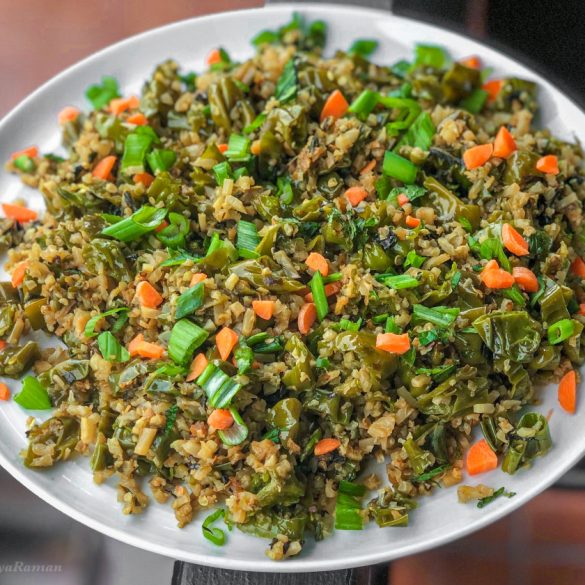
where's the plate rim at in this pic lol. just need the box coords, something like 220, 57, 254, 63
0, 2, 583, 572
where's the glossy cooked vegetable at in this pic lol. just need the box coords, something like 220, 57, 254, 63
2, 12, 584, 560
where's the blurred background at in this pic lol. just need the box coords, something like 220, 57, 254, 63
1, 1, 585, 584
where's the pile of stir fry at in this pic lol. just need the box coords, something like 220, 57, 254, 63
0, 13, 582, 559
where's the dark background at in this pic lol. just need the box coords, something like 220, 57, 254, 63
1, 1, 585, 584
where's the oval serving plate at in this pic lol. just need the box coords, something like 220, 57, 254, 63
0, 3, 583, 572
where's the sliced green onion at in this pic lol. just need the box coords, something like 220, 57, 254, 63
404, 250, 425, 269
503, 284, 526, 307
168, 319, 209, 365
14, 376, 52, 410
310, 271, 328, 321
395, 112, 436, 152
175, 282, 204, 320
389, 82, 412, 98
378, 97, 421, 137
252, 337, 284, 354
237, 220, 260, 259
348, 39, 379, 58
335, 481, 365, 530
246, 332, 268, 346
213, 161, 232, 186
179, 71, 197, 91
234, 341, 254, 374
98, 331, 130, 362
84, 307, 129, 338
391, 59, 411, 79
451, 270, 462, 288
372, 314, 389, 325
252, 29, 280, 47
276, 176, 294, 205
121, 133, 154, 174
85, 76, 120, 110
547, 319, 575, 345
477, 487, 516, 509
101, 206, 167, 242
323, 272, 342, 284
14, 155, 35, 173
274, 59, 298, 104
243, 112, 267, 134
460, 89, 488, 114
202, 509, 226, 546
196, 362, 241, 408
376, 274, 419, 290
147, 149, 177, 173
383, 151, 418, 184
315, 357, 330, 369
224, 134, 251, 163
411, 463, 451, 483
385, 316, 401, 333
348, 90, 379, 117
217, 407, 249, 446
338, 318, 362, 332
412, 304, 460, 328
414, 44, 449, 69
156, 212, 189, 249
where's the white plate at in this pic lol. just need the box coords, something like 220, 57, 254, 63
0, 3, 583, 573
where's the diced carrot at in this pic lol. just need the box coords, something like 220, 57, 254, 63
109, 95, 140, 116
397, 193, 410, 207
58, 106, 80, 125
460, 56, 481, 69
305, 252, 329, 276
492, 126, 517, 159
480, 267, 515, 289
360, 160, 377, 175
133, 172, 154, 187
344, 186, 368, 207
207, 48, 222, 66
128, 333, 165, 359
320, 89, 349, 123
252, 300, 275, 320
0, 383, 10, 401
250, 140, 261, 156
571, 257, 585, 278
207, 408, 234, 430
2, 203, 38, 223
216, 327, 238, 361
155, 220, 169, 233
10, 146, 38, 160
536, 155, 559, 175
512, 267, 538, 292
463, 143, 493, 170
482, 79, 503, 102
304, 281, 342, 302
314, 438, 341, 456
376, 333, 411, 355
0, 340, 6, 351
579, 304, 585, 317
217, 143, 228, 153
136, 281, 164, 309
134, 171, 155, 188
92, 155, 117, 181
11, 262, 28, 288
466, 439, 498, 475
127, 112, 148, 126
298, 303, 317, 335
405, 215, 421, 228
483, 259, 499, 272
190, 272, 207, 286
502, 223, 529, 256
187, 353, 208, 382
558, 369, 577, 414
